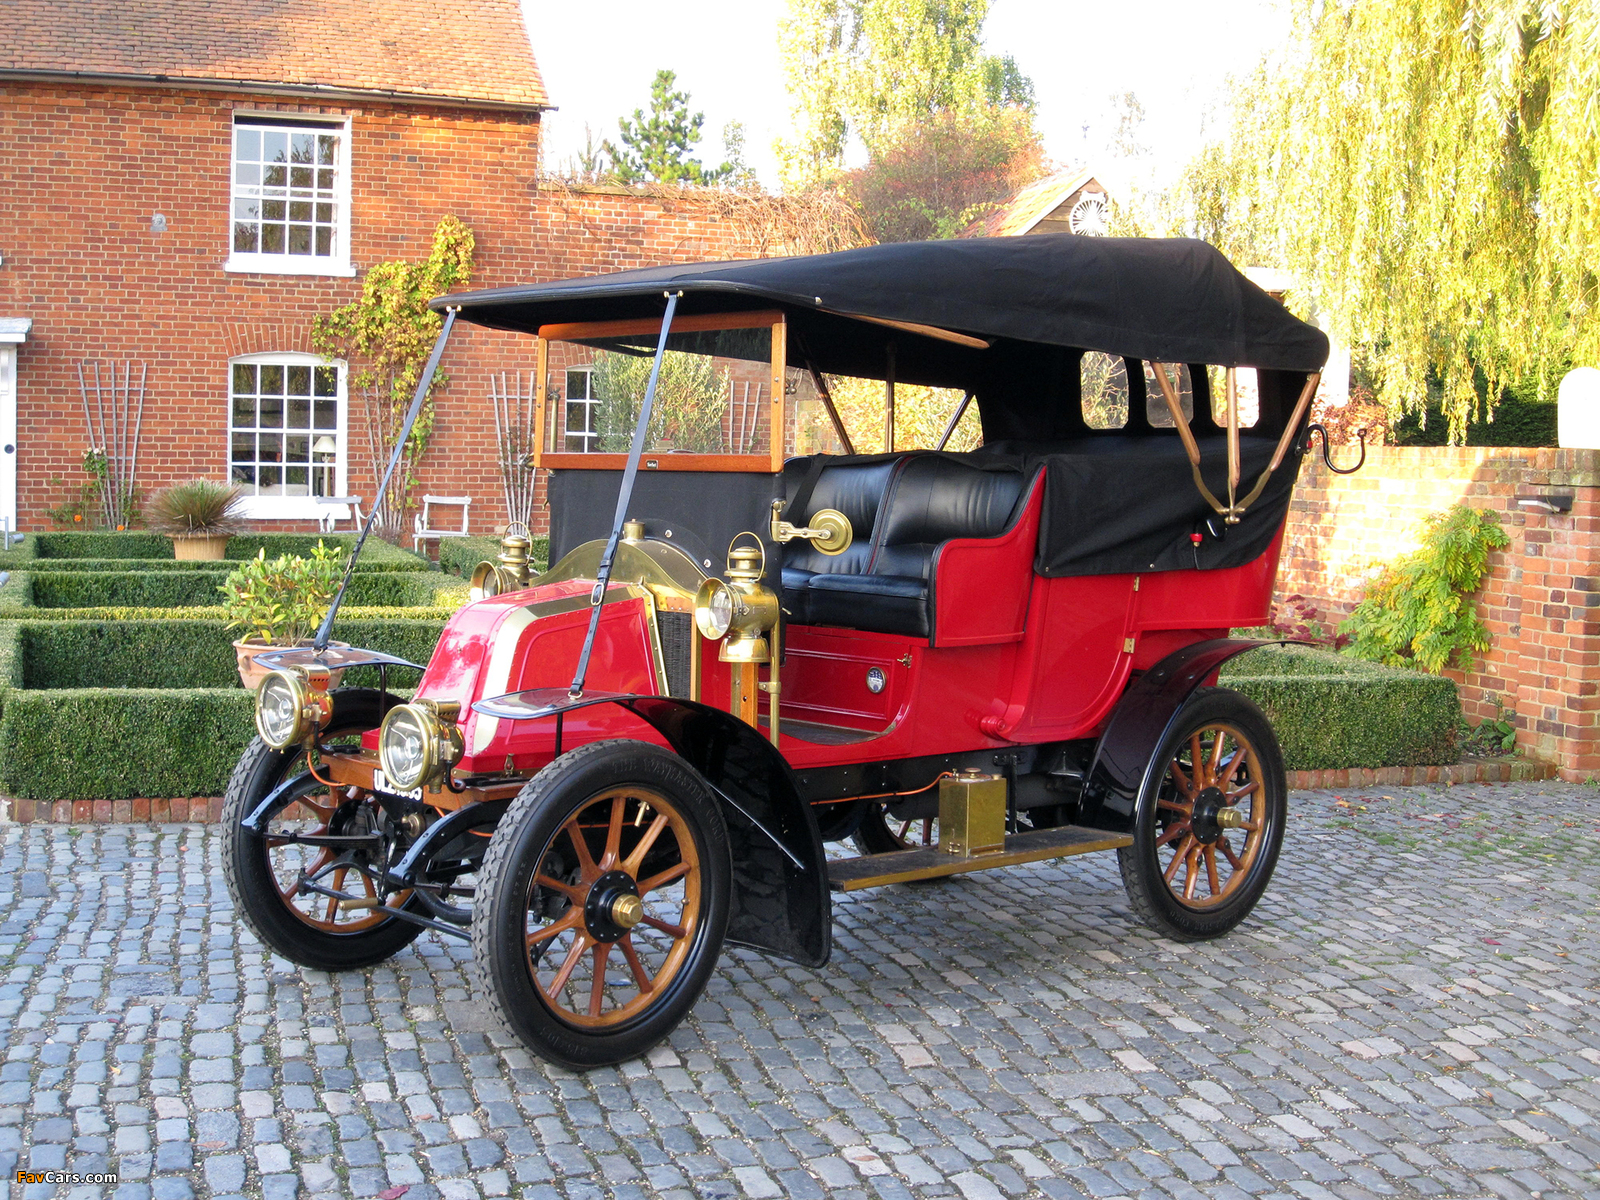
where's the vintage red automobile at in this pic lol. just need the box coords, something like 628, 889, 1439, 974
223, 235, 1335, 1069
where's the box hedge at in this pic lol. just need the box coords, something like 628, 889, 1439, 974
1, 531, 428, 567
26, 569, 467, 610
1219, 645, 1460, 768
438, 535, 549, 578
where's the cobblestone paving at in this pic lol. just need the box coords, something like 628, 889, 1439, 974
4, 781, 1600, 1200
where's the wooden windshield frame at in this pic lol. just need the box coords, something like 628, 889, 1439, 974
534, 310, 787, 474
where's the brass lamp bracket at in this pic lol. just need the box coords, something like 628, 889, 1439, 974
770, 499, 853, 555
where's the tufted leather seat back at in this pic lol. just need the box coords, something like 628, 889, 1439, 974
870, 457, 1025, 579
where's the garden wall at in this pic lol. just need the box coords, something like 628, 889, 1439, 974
1279, 446, 1600, 779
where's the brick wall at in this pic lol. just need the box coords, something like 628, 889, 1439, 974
1280, 445, 1600, 778
0, 83, 760, 538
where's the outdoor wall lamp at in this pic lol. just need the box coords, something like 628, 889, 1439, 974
1516, 494, 1574, 514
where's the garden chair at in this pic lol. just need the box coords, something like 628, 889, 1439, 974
413, 494, 472, 554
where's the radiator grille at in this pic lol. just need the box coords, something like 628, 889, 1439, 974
658, 611, 693, 698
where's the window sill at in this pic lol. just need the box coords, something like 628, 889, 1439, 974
236, 497, 347, 521
224, 255, 356, 278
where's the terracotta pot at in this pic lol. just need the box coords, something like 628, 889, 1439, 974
233, 638, 348, 691
171, 533, 231, 561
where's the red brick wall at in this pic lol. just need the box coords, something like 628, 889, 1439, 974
0, 83, 760, 538
1280, 446, 1600, 778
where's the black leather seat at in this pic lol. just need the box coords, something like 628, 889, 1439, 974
795, 456, 1025, 639
780, 457, 899, 624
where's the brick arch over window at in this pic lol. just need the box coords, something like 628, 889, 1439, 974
222, 321, 317, 361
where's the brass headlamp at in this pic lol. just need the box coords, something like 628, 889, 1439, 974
470, 527, 536, 600
377, 698, 465, 792
694, 540, 779, 664
254, 665, 335, 750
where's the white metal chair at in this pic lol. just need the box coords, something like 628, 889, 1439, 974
413, 494, 472, 554
314, 496, 365, 533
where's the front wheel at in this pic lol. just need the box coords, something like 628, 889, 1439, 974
222, 688, 422, 970
1117, 688, 1286, 941
472, 740, 731, 1069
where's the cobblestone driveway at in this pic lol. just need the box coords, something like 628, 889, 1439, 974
4, 781, 1600, 1200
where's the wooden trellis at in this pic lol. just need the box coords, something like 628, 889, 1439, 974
490, 372, 539, 531
75, 360, 146, 530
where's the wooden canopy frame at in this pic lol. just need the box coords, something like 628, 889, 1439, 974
534, 311, 790, 474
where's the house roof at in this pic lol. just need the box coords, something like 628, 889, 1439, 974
1, 0, 547, 110
960, 168, 1100, 239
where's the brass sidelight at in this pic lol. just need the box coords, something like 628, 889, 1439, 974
694, 536, 781, 733
938, 769, 1007, 856
470, 528, 536, 600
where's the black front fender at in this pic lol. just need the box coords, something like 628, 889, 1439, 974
619, 697, 831, 969
1077, 638, 1291, 834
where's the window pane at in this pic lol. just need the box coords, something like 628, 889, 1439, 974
233, 223, 258, 253
314, 400, 337, 430
317, 169, 334, 191
259, 365, 283, 393
286, 365, 311, 396
285, 465, 309, 493
259, 432, 282, 460
232, 364, 256, 394
318, 135, 337, 165
314, 367, 338, 396
235, 163, 260, 187
262, 199, 285, 222
314, 466, 334, 497
290, 132, 315, 162
236, 128, 260, 160
231, 432, 255, 459
1144, 362, 1194, 427
260, 396, 283, 427
287, 396, 310, 428
259, 465, 281, 491
288, 225, 311, 255
263, 164, 287, 189
232, 464, 256, 486
314, 227, 332, 256
232, 395, 253, 426
262, 131, 287, 162
262, 224, 284, 253
1081, 352, 1129, 430
288, 201, 311, 223
286, 435, 310, 462
290, 166, 313, 190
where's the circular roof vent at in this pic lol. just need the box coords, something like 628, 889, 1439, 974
1069, 193, 1110, 237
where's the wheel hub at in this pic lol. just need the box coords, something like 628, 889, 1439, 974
583, 869, 643, 943
1189, 786, 1233, 844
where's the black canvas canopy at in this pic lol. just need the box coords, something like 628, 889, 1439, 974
436, 235, 1329, 378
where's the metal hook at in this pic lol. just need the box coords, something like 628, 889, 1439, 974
1306, 424, 1367, 475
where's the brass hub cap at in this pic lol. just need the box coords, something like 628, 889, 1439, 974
523, 786, 702, 1028
1154, 722, 1267, 909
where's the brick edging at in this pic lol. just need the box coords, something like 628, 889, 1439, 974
0, 760, 1562, 823
1287, 759, 1557, 790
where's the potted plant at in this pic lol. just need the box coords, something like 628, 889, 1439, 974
219, 541, 345, 689
150, 480, 246, 559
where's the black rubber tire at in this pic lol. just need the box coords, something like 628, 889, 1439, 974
1117, 687, 1287, 941
222, 688, 422, 971
472, 739, 731, 1070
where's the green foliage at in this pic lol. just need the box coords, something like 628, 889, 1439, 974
26, 532, 172, 560
1157, 1, 1600, 439
1391, 371, 1559, 447
1220, 645, 1462, 768
438, 536, 550, 579
217, 544, 343, 645
843, 105, 1046, 242
1339, 505, 1511, 672
776, 0, 1036, 187
313, 216, 475, 534
45, 449, 141, 531
26, 569, 462, 610
148, 480, 246, 536
0, 688, 257, 801
592, 350, 728, 453
603, 70, 733, 186
1464, 713, 1518, 755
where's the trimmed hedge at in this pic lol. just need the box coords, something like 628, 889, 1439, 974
438, 535, 549, 578
0, 688, 257, 800
1219, 645, 1461, 769
1, 531, 429, 567
21, 617, 449, 690
26, 569, 467, 610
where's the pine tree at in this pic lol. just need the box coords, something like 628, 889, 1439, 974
603, 70, 731, 187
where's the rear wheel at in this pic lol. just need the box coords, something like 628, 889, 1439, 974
473, 740, 731, 1069
1117, 688, 1286, 940
222, 689, 422, 970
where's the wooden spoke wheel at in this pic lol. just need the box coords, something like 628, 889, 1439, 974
853, 803, 938, 854
222, 689, 422, 970
474, 740, 730, 1070
1118, 688, 1286, 940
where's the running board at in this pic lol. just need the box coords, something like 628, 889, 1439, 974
827, 824, 1133, 891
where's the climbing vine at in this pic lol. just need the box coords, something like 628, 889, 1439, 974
313, 216, 474, 536
1340, 505, 1510, 673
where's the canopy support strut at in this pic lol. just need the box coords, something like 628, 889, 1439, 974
1149, 365, 1321, 526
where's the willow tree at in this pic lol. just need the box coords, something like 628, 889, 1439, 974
1199, 1, 1600, 439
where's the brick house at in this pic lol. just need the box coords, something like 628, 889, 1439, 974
0, 1, 759, 540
